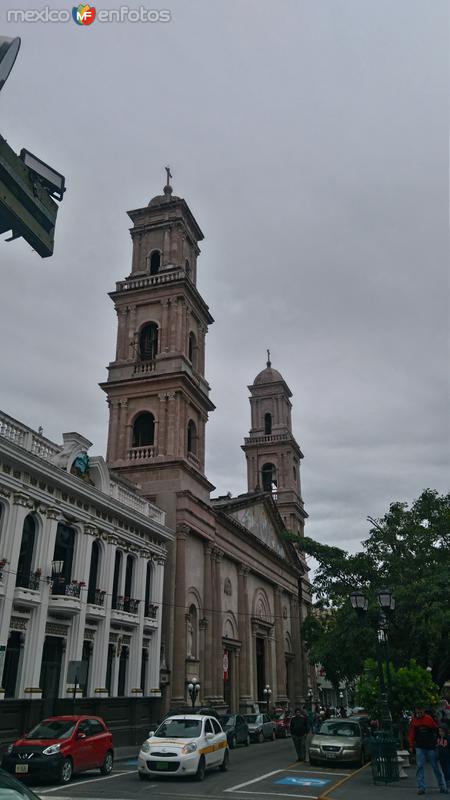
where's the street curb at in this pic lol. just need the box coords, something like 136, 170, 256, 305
317, 762, 370, 799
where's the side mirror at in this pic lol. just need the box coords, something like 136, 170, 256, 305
76, 732, 87, 740
148, 731, 155, 738
205, 732, 214, 741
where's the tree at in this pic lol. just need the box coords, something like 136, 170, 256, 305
356, 659, 440, 721
298, 489, 450, 687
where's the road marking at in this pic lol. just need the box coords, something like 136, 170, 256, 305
317, 762, 370, 799
284, 769, 350, 776
39, 770, 131, 793
225, 769, 281, 792
224, 792, 319, 799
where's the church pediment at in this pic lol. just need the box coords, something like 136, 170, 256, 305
226, 499, 287, 559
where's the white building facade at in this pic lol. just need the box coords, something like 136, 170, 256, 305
0, 411, 173, 702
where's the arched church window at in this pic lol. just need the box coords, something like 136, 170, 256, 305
139, 323, 158, 361
149, 250, 161, 275
264, 412, 272, 435
262, 462, 277, 493
187, 420, 197, 456
133, 412, 155, 447
188, 332, 197, 369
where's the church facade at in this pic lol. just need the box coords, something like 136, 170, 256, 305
102, 174, 313, 711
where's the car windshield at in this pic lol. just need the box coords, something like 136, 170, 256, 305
25, 720, 76, 740
221, 715, 234, 729
244, 715, 259, 723
319, 721, 360, 737
154, 719, 202, 738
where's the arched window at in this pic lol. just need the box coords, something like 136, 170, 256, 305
144, 561, 152, 616
16, 514, 36, 588
112, 550, 122, 609
52, 523, 75, 595
262, 462, 277, 493
139, 323, 158, 361
87, 540, 101, 604
133, 412, 155, 447
264, 412, 272, 435
188, 332, 197, 369
149, 250, 161, 275
124, 555, 134, 611
187, 420, 197, 456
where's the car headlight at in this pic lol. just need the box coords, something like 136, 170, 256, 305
141, 742, 150, 753
181, 742, 197, 754
42, 743, 61, 756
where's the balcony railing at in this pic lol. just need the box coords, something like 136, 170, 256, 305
116, 268, 184, 293
133, 360, 156, 375
113, 596, 139, 614
87, 588, 106, 606
51, 580, 83, 598
243, 432, 291, 446
145, 603, 158, 619
16, 572, 41, 591
0, 411, 61, 462
127, 446, 157, 461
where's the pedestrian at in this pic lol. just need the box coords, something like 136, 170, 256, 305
305, 704, 321, 764
290, 707, 308, 761
339, 705, 347, 718
437, 724, 450, 791
408, 705, 448, 795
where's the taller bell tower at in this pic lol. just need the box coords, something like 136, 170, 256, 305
241, 352, 308, 537
101, 171, 215, 510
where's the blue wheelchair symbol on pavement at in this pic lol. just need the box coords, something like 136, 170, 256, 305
275, 776, 331, 787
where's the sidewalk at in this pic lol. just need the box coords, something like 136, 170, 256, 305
320, 761, 448, 799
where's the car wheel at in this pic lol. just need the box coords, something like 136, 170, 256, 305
195, 756, 206, 781
230, 735, 237, 749
100, 750, 113, 775
59, 757, 73, 784
257, 731, 264, 743
219, 749, 229, 771
245, 734, 250, 747
138, 772, 149, 781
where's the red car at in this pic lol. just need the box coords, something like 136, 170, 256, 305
2, 715, 114, 784
271, 709, 292, 738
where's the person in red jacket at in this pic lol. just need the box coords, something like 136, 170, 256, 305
409, 706, 448, 795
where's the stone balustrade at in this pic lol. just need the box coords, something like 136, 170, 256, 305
127, 446, 157, 461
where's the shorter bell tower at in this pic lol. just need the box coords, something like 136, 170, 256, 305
241, 352, 307, 537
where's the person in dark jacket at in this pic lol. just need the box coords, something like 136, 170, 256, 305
290, 708, 308, 761
437, 724, 450, 790
408, 706, 448, 795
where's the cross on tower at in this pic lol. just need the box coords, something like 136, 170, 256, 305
266, 349, 271, 368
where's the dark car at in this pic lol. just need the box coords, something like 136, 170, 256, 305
243, 713, 276, 743
0, 768, 42, 799
271, 709, 292, 738
2, 715, 114, 784
220, 714, 250, 748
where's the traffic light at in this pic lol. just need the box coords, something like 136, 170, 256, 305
0, 36, 66, 258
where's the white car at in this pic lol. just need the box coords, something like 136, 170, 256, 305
138, 714, 229, 781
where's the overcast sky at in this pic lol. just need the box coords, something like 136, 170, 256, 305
0, 0, 448, 556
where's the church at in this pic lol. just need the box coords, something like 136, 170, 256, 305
101, 170, 313, 712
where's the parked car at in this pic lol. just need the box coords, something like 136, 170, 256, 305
160, 707, 221, 722
271, 709, 292, 738
220, 714, 250, 748
243, 713, 275, 743
0, 768, 42, 799
309, 717, 371, 767
138, 714, 229, 781
2, 716, 114, 785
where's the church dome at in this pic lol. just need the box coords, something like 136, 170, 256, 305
148, 193, 180, 207
254, 365, 284, 385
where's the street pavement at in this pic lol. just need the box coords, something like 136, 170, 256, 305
15, 737, 448, 800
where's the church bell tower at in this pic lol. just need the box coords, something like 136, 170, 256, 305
101, 169, 215, 509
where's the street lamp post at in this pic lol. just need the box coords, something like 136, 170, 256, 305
350, 588, 395, 730
187, 677, 200, 709
263, 684, 272, 713
307, 687, 313, 708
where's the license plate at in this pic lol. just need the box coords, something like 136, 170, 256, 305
15, 765, 29, 774
325, 752, 337, 758
156, 761, 169, 770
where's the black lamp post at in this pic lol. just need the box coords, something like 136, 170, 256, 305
350, 588, 395, 730
187, 677, 200, 709
307, 687, 313, 709
263, 684, 272, 713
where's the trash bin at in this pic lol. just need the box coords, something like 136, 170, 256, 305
370, 732, 401, 784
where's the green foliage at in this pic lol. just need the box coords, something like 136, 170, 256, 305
301, 489, 450, 687
356, 659, 441, 720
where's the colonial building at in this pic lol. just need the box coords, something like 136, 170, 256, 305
102, 172, 313, 711
0, 411, 173, 702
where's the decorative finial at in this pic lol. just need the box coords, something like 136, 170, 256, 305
164, 165, 173, 197
266, 348, 271, 368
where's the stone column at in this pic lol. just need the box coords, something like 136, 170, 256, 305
90, 535, 117, 695
290, 594, 304, 705
127, 554, 147, 695
274, 588, 287, 702
0, 493, 33, 690
171, 525, 188, 703
169, 298, 177, 352
16, 506, 61, 698
161, 299, 169, 352
166, 392, 176, 456
147, 556, 165, 692
64, 525, 91, 698
106, 399, 120, 462
213, 548, 224, 701
128, 304, 137, 359
238, 567, 251, 708
117, 399, 129, 461
202, 543, 214, 701
157, 393, 167, 455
